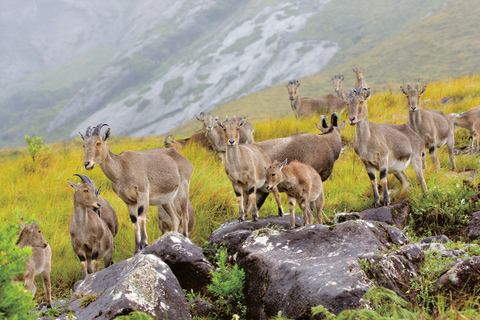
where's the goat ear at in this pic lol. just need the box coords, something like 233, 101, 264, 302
296, 81, 300, 87
315, 122, 328, 134
420, 85, 426, 95
214, 116, 218, 121
96, 186, 102, 197
238, 118, 246, 127
68, 180, 77, 189
104, 128, 111, 141
337, 120, 346, 130
364, 89, 371, 100
79, 132, 85, 141
400, 86, 407, 95
280, 159, 287, 169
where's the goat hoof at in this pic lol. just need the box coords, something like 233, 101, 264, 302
238, 218, 244, 223
278, 210, 284, 217
253, 216, 258, 222
289, 225, 295, 230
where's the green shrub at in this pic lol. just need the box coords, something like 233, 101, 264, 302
24, 135, 44, 163
114, 311, 153, 319
0, 222, 36, 320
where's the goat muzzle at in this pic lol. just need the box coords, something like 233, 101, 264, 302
349, 117, 356, 125
289, 96, 294, 101
84, 161, 95, 170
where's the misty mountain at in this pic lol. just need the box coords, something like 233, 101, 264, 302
0, 0, 474, 148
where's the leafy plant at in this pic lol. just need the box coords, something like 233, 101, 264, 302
0, 222, 36, 320
114, 311, 154, 320
25, 135, 44, 163
207, 247, 246, 319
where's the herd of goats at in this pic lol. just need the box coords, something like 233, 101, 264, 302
13, 67, 480, 309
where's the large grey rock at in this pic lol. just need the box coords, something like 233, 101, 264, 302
419, 235, 451, 245
142, 232, 213, 294
207, 214, 304, 259
221, 220, 408, 319
467, 211, 480, 240
68, 253, 191, 320
435, 257, 480, 293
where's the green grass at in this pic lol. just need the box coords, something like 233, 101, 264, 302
2, 75, 480, 314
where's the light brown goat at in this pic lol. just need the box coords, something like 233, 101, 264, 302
401, 83, 456, 170
14, 221, 52, 308
80, 123, 194, 254
265, 159, 324, 228
449, 105, 480, 150
346, 87, 427, 207
285, 79, 347, 118
331, 74, 349, 100
254, 113, 345, 211
164, 130, 211, 149
196, 112, 255, 160
352, 67, 370, 89
68, 174, 114, 279
217, 116, 271, 222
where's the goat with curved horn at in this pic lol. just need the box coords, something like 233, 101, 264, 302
80, 123, 193, 254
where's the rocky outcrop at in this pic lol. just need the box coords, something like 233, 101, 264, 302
208, 218, 409, 319
142, 232, 213, 294
435, 257, 480, 293
467, 211, 480, 240
67, 253, 191, 320
334, 200, 410, 229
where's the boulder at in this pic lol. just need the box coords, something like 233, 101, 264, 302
142, 232, 213, 294
419, 235, 451, 245
435, 257, 480, 293
207, 214, 304, 258
333, 200, 410, 229
213, 220, 409, 319
188, 298, 214, 317
68, 253, 191, 320
467, 211, 480, 240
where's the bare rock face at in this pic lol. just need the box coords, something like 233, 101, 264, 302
467, 211, 480, 240
209, 219, 408, 319
142, 232, 213, 294
67, 254, 191, 320
435, 257, 480, 293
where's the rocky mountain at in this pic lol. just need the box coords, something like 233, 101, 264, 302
0, 0, 469, 148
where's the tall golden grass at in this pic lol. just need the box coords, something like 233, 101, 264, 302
2, 75, 480, 302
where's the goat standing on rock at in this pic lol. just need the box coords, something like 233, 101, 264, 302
68, 174, 114, 279
346, 87, 427, 208
217, 116, 271, 222
14, 221, 52, 308
265, 159, 324, 228
401, 83, 456, 170
80, 123, 193, 254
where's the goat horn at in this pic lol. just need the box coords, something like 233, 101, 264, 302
415, 83, 419, 90
164, 135, 171, 146
85, 125, 95, 137
93, 123, 109, 136
356, 86, 367, 95
349, 89, 356, 97
233, 115, 237, 122
73, 173, 94, 185
226, 116, 228, 122
331, 112, 339, 127
321, 115, 329, 128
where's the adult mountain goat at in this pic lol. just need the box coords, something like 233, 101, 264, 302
346, 87, 427, 208
80, 123, 193, 254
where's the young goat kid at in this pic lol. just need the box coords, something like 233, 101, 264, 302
68, 174, 114, 279
218, 116, 270, 222
401, 83, 456, 170
265, 159, 324, 229
14, 221, 52, 308
346, 87, 427, 207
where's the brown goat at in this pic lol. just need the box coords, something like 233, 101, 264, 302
254, 113, 345, 210
68, 174, 114, 279
157, 199, 195, 235
14, 221, 52, 308
164, 130, 211, 149
449, 105, 480, 150
331, 74, 349, 100
401, 83, 456, 170
285, 79, 347, 118
217, 116, 271, 222
346, 87, 427, 207
265, 159, 324, 228
196, 112, 255, 161
352, 67, 370, 89
80, 124, 194, 254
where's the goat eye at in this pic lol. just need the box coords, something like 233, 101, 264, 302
84, 190, 88, 193
96, 142, 101, 147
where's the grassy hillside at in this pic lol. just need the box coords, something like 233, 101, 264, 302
2, 75, 480, 310
173, 0, 480, 138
